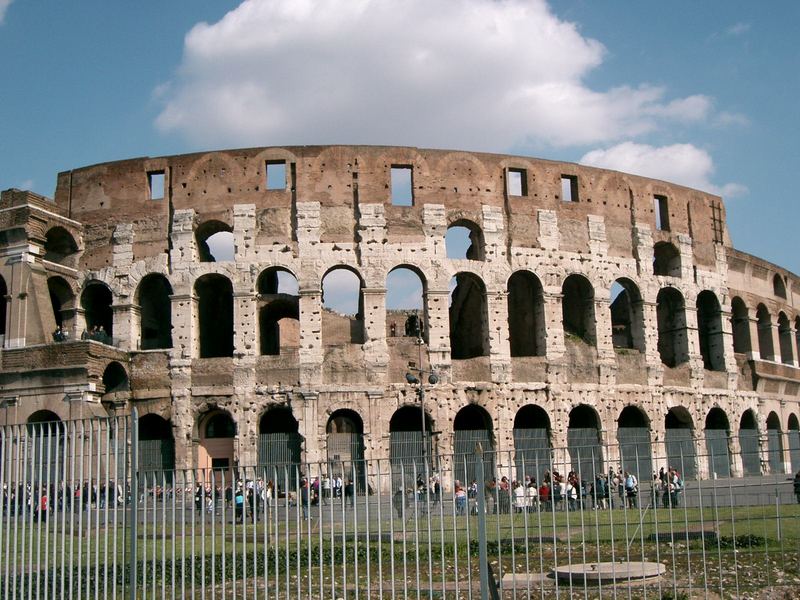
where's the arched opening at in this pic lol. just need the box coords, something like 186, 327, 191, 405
730, 297, 751, 354
136, 274, 173, 350
102, 361, 129, 393
766, 411, 784, 474
739, 410, 760, 476
43, 227, 78, 265
567, 405, 603, 477
513, 405, 552, 484
48, 276, 74, 333
773, 274, 786, 299
665, 408, 697, 479
258, 268, 300, 355
756, 304, 775, 361
321, 267, 364, 345
561, 274, 596, 345
653, 242, 681, 277
196, 220, 234, 262
778, 312, 794, 365
704, 408, 731, 478
610, 279, 645, 352
788, 414, 800, 474
507, 271, 545, 357
138, 414, 175, 474
258, 406, 302, 489
386, 266, 426, 341
696, 291, 725, 371
389, 406, 435, 490
326, 409, 366, 493
453, 404, 495, 485
198, 410, 236, 475
617, 406, 652, 481
656, 287, 689, 367
446, 220, 485, 260
195, 274, 233, 358
81, 282, 113, 343
0, 275, 7, 342
26, 410, 65, 481
449, 272, 489, 359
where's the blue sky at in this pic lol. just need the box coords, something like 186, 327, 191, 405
1, 0, 798, 277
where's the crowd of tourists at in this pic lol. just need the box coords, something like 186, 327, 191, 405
448, 465, 687, 516
1, 480, 130, 521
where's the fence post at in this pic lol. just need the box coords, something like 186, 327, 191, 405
475, 442, 491, 600
129, 409, 139, 600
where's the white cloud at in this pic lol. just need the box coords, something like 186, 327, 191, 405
155, 0, 726, 150
0, 0, 12, 24
579, 142, 748, 198
726, 22, 751, 36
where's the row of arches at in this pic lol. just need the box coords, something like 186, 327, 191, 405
25, 403, 798, 482
44, 265, 729, 371
731, 296, 800, 364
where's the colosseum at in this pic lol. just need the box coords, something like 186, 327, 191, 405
1, 145, 799, 489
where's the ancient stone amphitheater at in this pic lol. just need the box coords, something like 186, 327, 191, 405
1, 145, 799, 488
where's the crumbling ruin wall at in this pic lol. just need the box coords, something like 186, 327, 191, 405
2, 146, 798, 486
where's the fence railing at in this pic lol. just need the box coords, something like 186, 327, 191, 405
1, 415, 799, 599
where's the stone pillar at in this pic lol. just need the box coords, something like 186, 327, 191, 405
361, 286, 388, 382
425, 288, 452, 376
728, 430, 743, 478
684, 305, 705, 384
169, 357, 195, 470
170, 293, 195, 359
112, 223, 134, 268
112, 303, 136, 350
746, 314, 761, 360
542, 291, 565, 359
486, 289, 511, 383
677, 234, 694, 281
233, 204, 256, 260
298, 286, 323, 385
233, 291, 257, 356
594, 296, 615, 360
298, 390, 321, 466
170, 209, 196, 265
769, 322, 782, 364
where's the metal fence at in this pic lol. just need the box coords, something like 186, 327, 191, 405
2, 415, 800, 599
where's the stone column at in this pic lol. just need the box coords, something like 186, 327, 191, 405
298, 286, 323, 385
424, 288, 452, 376
170, 293, 195, 359
233, 291, 257, 356
361, 286, 388, 382
112, 302, 136, 350
486, 289, 511, 383
542, 291, 565, 359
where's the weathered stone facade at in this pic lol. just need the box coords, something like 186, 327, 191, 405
1, 145, 799, 488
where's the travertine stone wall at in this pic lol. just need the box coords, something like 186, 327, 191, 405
2, 147, 800, 487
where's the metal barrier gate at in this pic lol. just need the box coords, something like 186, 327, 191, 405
2, 413, 800, 599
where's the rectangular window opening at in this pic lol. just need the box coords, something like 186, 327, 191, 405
266, 160, 287, 190
654, 195, 670, 230
507, 168, 527, 196
561, 175, 578, 202
148, 171, 165, 200
391, 165, 414, 206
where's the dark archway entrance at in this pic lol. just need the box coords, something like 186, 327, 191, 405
788, 414, 800, 474
507, 271, 545, 357
704, 408, 731, 478
766, 412, 784, 474
739, 410, 760, 476
616, 406, 651, 481
137, 274, 173, 350
513, 405, 552, 484
326, 409, 366, 493
567, 405, 603, 478
453, 404, 495, 486
26, 410, 65, 482
81, 283, 113, 341
389, 406, 434, 490
665, 408, 697, 479
198, 411, 236, 479
259, 407, 302, 490
138, 414, 175, 475
195, 275, 234, 358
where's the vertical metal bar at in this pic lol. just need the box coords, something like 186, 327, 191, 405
475, 443, 489, 600
0, 425, 7, 600
130, 409, 139, 600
